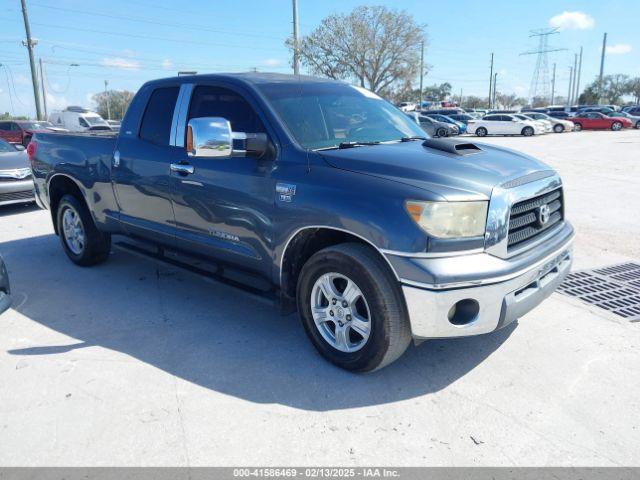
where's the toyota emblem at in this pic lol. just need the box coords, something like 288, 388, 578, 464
538, 204, 551, 225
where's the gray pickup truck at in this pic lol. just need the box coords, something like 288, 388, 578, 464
29, 73, 573, 371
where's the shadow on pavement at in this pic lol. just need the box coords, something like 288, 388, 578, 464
0, 203, 40, 218
1, 233, 515, 411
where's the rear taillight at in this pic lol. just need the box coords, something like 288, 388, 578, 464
26, 140, 37, 162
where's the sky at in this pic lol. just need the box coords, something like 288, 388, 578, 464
1, 0, 639, 118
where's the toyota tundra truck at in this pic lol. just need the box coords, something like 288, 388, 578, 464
29, 73, 574, 372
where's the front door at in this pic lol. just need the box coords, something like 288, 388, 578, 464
112, 85, 180, 245
170, 84, 277, 277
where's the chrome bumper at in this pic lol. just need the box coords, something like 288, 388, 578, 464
397, 234, 573, 339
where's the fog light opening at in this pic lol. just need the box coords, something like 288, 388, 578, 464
447, 299, 480, 326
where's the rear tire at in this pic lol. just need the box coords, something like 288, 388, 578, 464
522, 126, 534, 136
553, 124, 564, 133
573, 123, 582, 131
475, 127, 487, 137
636, 121, 640, 129
296, 243, 411, 372
56, 194, 111, 266
611, 121, 622, 131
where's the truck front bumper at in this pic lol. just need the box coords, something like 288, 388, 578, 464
387, 223, 574, 339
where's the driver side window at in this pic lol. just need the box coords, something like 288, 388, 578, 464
188, 86, 265, 134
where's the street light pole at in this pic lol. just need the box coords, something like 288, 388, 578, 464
292, 0, 300, 75
104, 80, 111, 120
39, 58, 47, 119
419, 40, 424, 109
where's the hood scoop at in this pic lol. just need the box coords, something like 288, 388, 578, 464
422, 138, 483, 156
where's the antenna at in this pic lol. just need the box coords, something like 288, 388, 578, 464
520, 28, 566, 104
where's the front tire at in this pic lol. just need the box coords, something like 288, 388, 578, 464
296, 243, 411, 372
553, 124, 564, 133
522, 126, 534, 136
475, 127, 488, 137
56, 194, 111, 266
611, 121, 622, 131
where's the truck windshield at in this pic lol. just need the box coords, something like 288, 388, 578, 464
258, 82, 426, 150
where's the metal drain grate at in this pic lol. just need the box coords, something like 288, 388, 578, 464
557, 262, 640, 322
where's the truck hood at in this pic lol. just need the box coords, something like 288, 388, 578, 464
319, 140, 553, 201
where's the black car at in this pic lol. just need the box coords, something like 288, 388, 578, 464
0, 255, 10, 315
547, 111, 571, 119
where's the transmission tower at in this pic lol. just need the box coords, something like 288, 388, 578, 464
520, 28, 566, 104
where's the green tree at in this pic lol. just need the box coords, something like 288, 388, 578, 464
92, 90, 135, 120
291, 6, 426, 94
625, 77, 640, 104
578, 74, 631, 105
462, 96, 489, 108
0, 112, 29, 120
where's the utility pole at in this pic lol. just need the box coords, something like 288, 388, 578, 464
567, 66, 573, 105
459, 88, 463, 106
292, 0, 300, 75
104, 80, 111, 120
492, 72, 498, 108
419, 40, 424, 108
488, 53, 494, 109
39, 57, 47, 119
570, 53, 578, 105
598, 33, 607, 103
574, 46, 583, 105
550, 62, 556, 105
20, 0, 42, 120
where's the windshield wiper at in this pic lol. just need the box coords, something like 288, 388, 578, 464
400, 136, 427, 142
337, 141, 381, 149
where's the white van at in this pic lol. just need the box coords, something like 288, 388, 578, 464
48, 107, 112, 132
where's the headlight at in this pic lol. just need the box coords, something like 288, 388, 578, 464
405, 200, 488, 238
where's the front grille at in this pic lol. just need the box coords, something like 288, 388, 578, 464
507, 188, 563, 251
0, 190, 33, 203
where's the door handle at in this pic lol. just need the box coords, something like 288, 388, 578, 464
170, 163, 194, 175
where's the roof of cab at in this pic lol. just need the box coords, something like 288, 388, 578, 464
142, 72, 339, 89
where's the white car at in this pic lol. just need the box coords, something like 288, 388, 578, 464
514, 114, 551, 134
467, 114, 542, 137
398, 102, 417, 112
524, 112, 575, 133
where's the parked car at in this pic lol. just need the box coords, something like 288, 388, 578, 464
30, 73, 574, 372
523, 112, 574, 133
0, 138, 34, 206
48, 107, 113, 132
424, 113, 467, 134
106, 120, 122, 132
624, 106, 640, 116
0, 255, 10, 315
514, 114, 551, 134
547, 111, 572, 120
407, 113, 458, 137
447, 113, 477, 125
606, 111, 640, 129
576, 106, 615, 117
571, 112, 632, 131
467, 114, 542, 137
398, 102, 417, 112
0, 120, 64, 146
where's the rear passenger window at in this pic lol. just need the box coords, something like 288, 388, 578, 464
139, 86, 179, 145
188, 86, 265, 134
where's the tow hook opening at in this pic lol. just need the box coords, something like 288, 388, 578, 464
447, 299, 480, 326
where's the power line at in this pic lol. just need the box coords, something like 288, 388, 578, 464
29, 3, 288, 41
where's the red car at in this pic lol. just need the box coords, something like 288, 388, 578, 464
571, 112, 632, 131
0, 120, 62, 147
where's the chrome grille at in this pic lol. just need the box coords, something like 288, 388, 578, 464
507, 188, 563, 250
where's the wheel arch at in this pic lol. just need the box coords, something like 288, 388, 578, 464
279, 226, 400, 301
47, 173, 87, 235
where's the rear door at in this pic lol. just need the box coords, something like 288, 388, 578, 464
0, 122, 22, 144
111, 85, 180, 245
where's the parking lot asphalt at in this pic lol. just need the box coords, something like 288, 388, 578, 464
0, 130, 639, 466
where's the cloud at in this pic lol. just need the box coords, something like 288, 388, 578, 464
260, 58, 284, 68
606, 44, 632, 55
101, 57, 141, 70
161, 59, 174, 70
45, 92, 68, 109
549, 11, 595, 30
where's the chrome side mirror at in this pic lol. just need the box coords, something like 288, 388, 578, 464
187, 117, 233, 158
